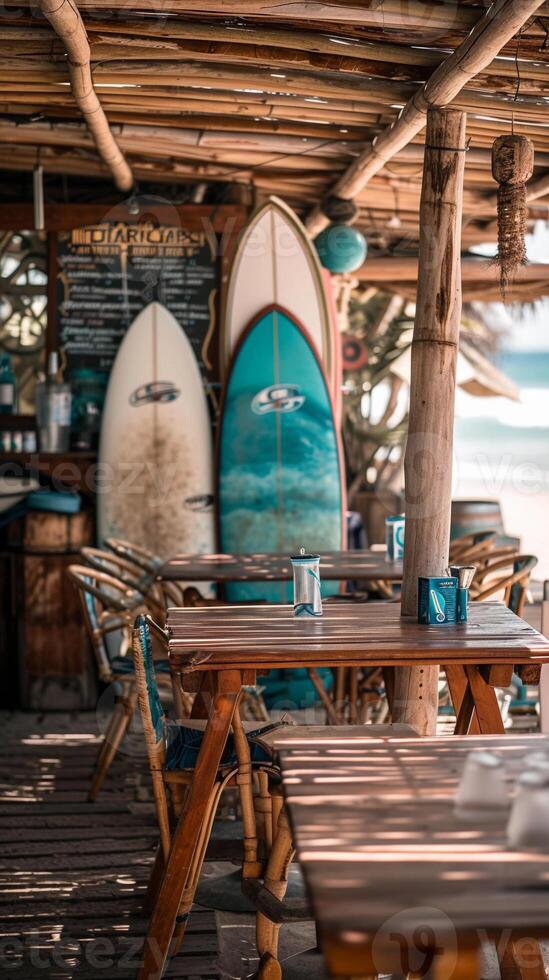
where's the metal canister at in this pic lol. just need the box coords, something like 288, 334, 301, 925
448, 565, 476, 623
290, 548, 322, 617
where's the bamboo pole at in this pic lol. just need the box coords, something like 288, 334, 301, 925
393, 108, 466, 736
305, 0, 546, 235
38, 0, 133, 192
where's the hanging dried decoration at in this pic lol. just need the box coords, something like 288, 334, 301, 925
491, 134, 534, 297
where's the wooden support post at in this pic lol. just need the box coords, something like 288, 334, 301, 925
393, 107, 466, 736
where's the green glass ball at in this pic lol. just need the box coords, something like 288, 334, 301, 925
314, 223, 367, 273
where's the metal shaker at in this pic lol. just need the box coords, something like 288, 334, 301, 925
448, 565, 476, 622
290, 548, 322, 617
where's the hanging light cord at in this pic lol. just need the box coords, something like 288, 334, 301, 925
512, 27, 524, 134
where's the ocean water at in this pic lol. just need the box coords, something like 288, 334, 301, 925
453, 350, 549, 577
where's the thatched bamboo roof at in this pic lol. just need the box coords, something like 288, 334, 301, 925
1, 0, 549, 298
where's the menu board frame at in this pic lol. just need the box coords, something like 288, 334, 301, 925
0, 203, 248, 380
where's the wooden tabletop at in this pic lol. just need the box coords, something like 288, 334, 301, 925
277, 733, 549, 954
167, 600, 549, 672
160, 547, 403, 583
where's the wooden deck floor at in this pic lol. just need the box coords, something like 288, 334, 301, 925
0, 712, 220, 979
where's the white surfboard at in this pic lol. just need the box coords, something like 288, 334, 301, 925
98, 301, 215, 561
223, 197, 335, 388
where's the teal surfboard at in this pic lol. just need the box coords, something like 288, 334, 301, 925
218, 305, 344, 603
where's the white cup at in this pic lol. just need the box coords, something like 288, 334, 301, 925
507, 770, 549, 850
454, 750, 509, 814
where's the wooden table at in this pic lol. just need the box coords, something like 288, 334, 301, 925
161, 547, 403, 716
159, 547, 403, 584
277, 733, 549, 979
138, 601, 549, 979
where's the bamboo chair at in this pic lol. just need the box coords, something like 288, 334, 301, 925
134, 613, 418, 977
441, 554, 536, 724
105, 536, 163, 575
131, 614, 280, 952
67, 564, 173, 801
105, 536, 185, 607
448, 529, 498, 564
471, 553, 537, 617
472, 554, 539, 713
81, 546, 168, 622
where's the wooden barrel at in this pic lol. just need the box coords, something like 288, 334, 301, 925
5, 509, 97, 710
451, 499, 505, 539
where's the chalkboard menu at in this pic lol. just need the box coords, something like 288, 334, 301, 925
56, 220, 220, 446
57, 221, 218, 381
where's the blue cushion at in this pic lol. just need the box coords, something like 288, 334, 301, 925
28, 489, 82, 513
110, 656, 170, 675
165, 723, 272, 771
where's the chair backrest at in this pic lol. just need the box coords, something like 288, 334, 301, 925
105, 537, 162, 576
81, 546, 149, 591
449, 529, 497, 564
472, 554, 538, 617
132, 614, 172, 859
67, 564, 144, 681
475, 545, 518, 568
82, 546, 169, 621
132, 614, 167, 749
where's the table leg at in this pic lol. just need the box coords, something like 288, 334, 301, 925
453, 666, 504, 735
335, 667, 347, 722
445, 666, 480, 735
190, 673, 211, 719
138, 668, 242, 980
465, 665, 505, 735
453, 689, 475, 734
349, 668, 359, 724
497, 936, 547, 979
308, 668, 339, 725
382, 666, 395, 717
427, 941, 479, 979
